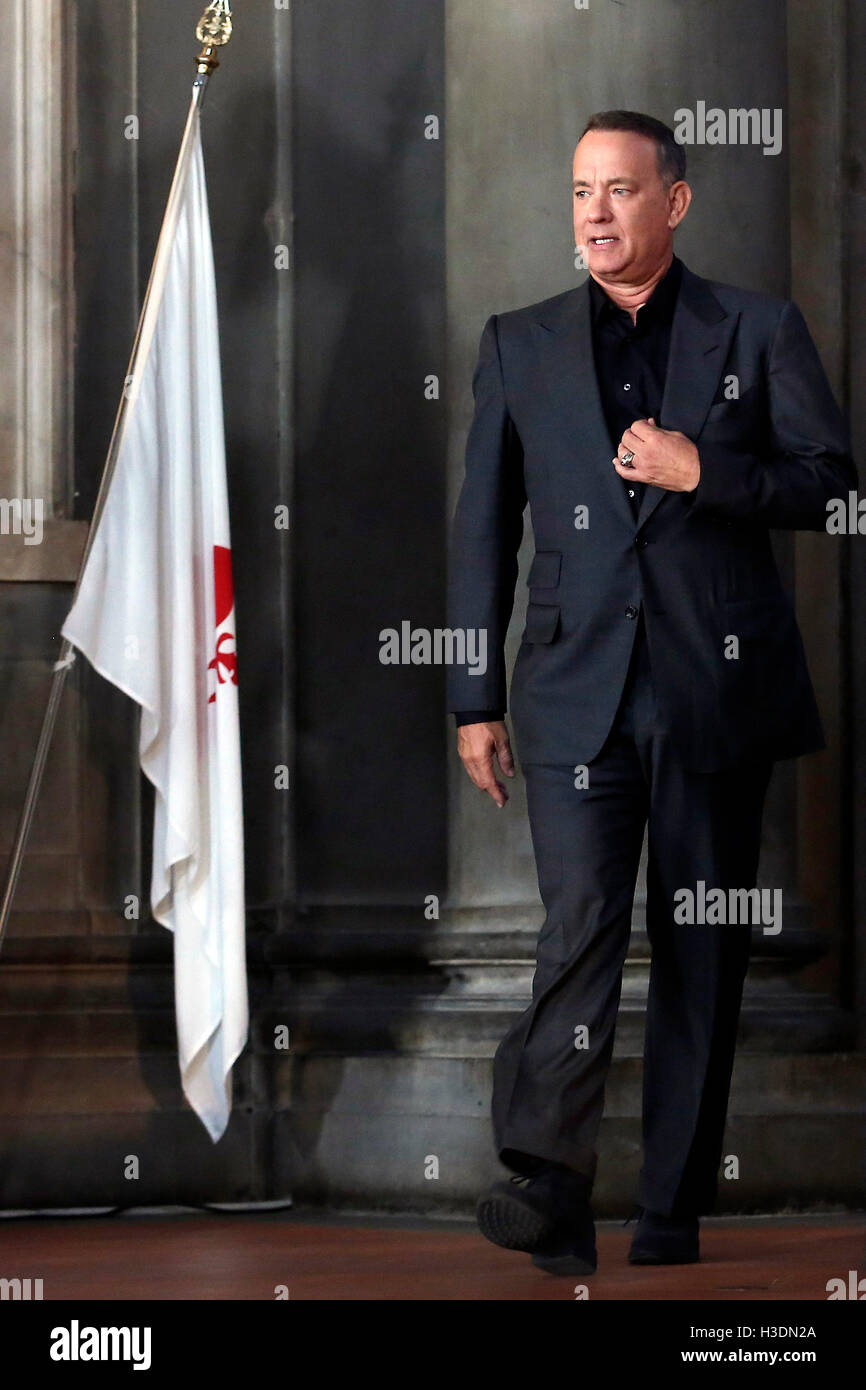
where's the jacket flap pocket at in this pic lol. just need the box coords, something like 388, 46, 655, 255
527, 550, 562, 589
524, 602, 561, 644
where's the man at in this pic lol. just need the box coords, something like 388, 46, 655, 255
447, 110, 856, 1277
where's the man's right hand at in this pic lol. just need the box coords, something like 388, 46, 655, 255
456, 721, 515, 807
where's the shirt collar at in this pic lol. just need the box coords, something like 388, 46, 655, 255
589, 254, 683, 327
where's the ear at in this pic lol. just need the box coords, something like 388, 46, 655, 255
668, 180, 692, 229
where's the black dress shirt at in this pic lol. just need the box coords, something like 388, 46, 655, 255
454, 256, 683, 728
588, 253, 683, 518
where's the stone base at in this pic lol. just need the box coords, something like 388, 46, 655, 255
0, 919, 862, 1216
1, 1045, 862, 1218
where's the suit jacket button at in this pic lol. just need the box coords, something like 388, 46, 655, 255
625, 604, 638, 619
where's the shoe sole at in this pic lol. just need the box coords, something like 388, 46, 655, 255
476, 1191, 556, 1252
532, 1251, 597, 1276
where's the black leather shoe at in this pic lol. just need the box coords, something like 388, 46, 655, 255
627, 1205, 700, 1265
531, 1202, 597, 1276
477, 1163, 593, 1257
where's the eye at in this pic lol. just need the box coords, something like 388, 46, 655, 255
613, 188, 630, 195
574, 190, 589, 198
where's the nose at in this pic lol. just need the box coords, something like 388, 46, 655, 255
585, 194, 612, 222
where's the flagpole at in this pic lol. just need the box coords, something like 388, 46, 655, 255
0, 2, 235, 953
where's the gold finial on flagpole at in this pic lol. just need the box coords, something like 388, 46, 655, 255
195, 1, 233, 76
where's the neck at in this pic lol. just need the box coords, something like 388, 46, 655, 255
591, 252, 674, 323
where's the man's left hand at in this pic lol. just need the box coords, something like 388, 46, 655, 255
613, 417, 700, 493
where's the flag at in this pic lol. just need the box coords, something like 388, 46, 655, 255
62, 109, 247, 1142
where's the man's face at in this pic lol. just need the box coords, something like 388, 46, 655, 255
572, 129, 687, 282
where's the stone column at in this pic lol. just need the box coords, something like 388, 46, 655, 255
842, 0, 866, 1045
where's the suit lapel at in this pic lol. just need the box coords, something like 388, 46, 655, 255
532, 282, 636, 531
637, 265, 739, 529
532, 267, 739, 534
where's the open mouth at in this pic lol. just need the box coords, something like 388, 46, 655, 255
589, 236, 619, 247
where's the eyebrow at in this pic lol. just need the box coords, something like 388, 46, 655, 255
572, 176, 638, 189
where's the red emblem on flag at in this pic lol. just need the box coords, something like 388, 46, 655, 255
208, 545, 238, 702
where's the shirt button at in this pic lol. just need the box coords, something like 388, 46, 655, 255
635, 537, 648, 548
625, 605, 638, 619
623, 383, 631, 391
628, 489, 635, 498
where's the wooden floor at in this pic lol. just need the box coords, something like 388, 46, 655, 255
1, 1209, 864, 1300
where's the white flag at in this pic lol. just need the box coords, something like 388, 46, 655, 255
62, 111, 247, 1142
